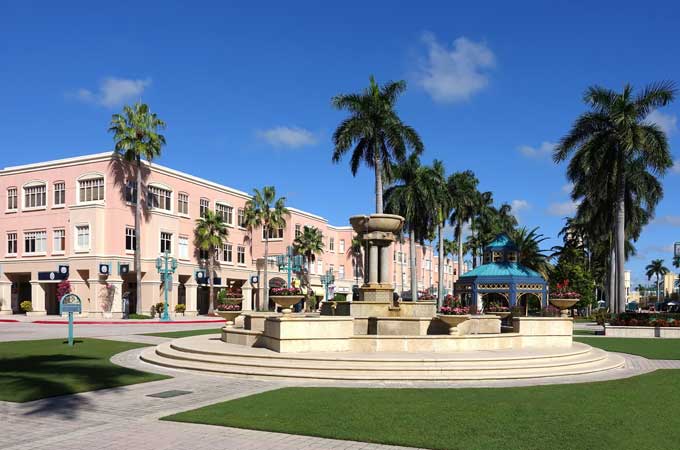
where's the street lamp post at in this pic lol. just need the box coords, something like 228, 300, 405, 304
276, 246, 306, 287
320, 269, 335, 302
156, 250, 178, 322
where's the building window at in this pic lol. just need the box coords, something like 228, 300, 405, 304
25, 230, 47, 254
329, 238, 335, 252
24, 184, 46, 208
295, 224, 301, 238
238, 208, 245, 227
339, 239, 345, 253
200, 198, 209, 217
7, 233, 17, 254
262, 226, 284, 240
216, 203, 233, 224
178, 236, 189, 259
199, 248, 209, 260
339, 265, 345, 279
54, 182, 65, 206
75, 225, 90, 251
125, 227, 136, 251
223, 243, 233, 263
237, 245, 245, 264
160, 232, 172, 254
79, 177, 104, 202
317, 260, 323, 274
329, 264, 334, 275
53, 229, 65, 253
125, 181, 137, 204
7, 188, 18, 211
178, 193, 189, 215
148, 186, 171, 211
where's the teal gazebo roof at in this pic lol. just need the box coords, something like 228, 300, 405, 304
459, 262, 542, 279
485, 233, 518, 251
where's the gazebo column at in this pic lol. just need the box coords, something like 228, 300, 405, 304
509, 282, 517, 308
471, 284, 479, 314
542, 285, 548, 309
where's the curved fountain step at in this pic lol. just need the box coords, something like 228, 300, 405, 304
140, 338, 626, 381
156, 342, 609, 372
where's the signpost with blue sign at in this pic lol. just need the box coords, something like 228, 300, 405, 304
156, 250, 178, 322
59, 293, 82, 346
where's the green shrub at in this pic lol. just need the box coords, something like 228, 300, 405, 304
175, 304, 186, 313
153, 302, 165, 316
128, 313, 152, 320
20, 300, 32, 313
594, 309, 610, 326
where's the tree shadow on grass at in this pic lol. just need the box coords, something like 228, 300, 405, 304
1, 352, 162, 419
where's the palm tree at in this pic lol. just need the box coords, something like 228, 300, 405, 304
674, 256, 680, 297
555, 82, 675, 313
293, 226, 325, 290
109, 103, 166, 312
349, 235, 364, 286
331, 76, 424, 213
384, 154, 441, 300
510, 227, 551, 279
646, 259, 670, 303
243, 186, 289, 311
448, 170, 479, 277
195, 209, 229, 314
430, 160, 451, 307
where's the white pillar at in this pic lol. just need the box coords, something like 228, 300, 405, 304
369, 244, 379, 284
0, 274, 12, 315
241, 279, 253, 312
28, 281, 46, 316
379, 245, 389, 285
184, 280, 198, 316
108, 279, 124, 319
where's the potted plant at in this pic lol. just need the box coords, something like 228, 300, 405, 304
174, 303, 186, 316
215, 288, 243, 325
485, 302, 511, 319
549, 279, 580, 317
437, 296, 471, 334
270, 287, 304, 315
20, 300, 32, 314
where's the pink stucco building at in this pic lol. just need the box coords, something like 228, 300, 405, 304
0, 152, 459, 317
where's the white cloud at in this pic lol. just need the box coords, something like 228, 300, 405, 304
561, 183, 574, 194
257, 126, 317, 149
73, 77, 151, 108
416, 32, 495, 103
646, 110, 678, 135
518, 141, 556, 159
652, 215, 680, 226
672, 159, 680, 174
511, 199, 530, 213
547, 201, 578, 217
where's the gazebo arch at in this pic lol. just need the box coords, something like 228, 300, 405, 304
454, 233, 547, 313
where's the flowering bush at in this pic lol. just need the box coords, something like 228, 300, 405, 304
216, 303, 241, 311
485, 302, 510, 313
418, 291, 436, 300
609, 313, 680, 327
439, 305, 470, 315
549, 279, 580, 300
270, 287, 302, 296
218, 288, 242, 300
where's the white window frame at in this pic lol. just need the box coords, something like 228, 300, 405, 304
237, 208, 246, 228
125, 227, 136, 253
124, 180, 137, 204
53, 181, 66, 207
6, 232, 17, 256
160, 231, 173, 255
199, 198, 210, 217
22, 181, 47, 210
223, 243, 233, 264
74, 224, 90, 253
295, 224, 301, 238
339, 239, 345, 254
339, 265, 345, 279
76, 173, 105, 204
6, 187, 18, 212
329, 237, 335, 252
178, 235, 189, 260
261, 226, 284, 241
24, 230, 47, 255
237, 245, 246, 265
215, 202, 234, 226
177, 192, 189, 216
147, 184, 173, 212
52, 228, 65, 254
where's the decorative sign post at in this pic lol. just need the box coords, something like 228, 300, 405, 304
320, 269, 335, 302
59, 293, 82, 346
156, 250, 178, 322
276, 246, 306, 287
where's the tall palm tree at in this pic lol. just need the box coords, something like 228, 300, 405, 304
243, 186, 289, 311
109, 103, 166, 312
293, 226, 325, 289
674, 256, 680, 297
430, 160, 451, 307
555, 82, 675, 313
331, 76, 424, 213
646, 259, 670, 303
194, 210, 229, 314
448, 170, 478, 277
509, 227, 551, 279
384, 154, 441, 300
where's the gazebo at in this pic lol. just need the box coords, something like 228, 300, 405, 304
454, 233, 548, 312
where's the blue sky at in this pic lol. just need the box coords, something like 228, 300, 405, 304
2, 1, 679, 285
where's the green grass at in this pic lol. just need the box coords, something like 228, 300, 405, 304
0, 338, 168, 402
573, 329, 597, 335
163, 369, 680, 450
575, 336, 680, 360
142, 328, 222, 338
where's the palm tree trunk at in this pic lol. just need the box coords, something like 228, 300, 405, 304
437, 222, 444, 308
135, 155, 142, 314
608, 246, 616, 313
657, 275, 660, 304
409, 232, 418, 301
207, 250, 215, 315
456, 221, 464, 279
615, 167, 626, 314
263, 231, 269, 311
374, 154, 383, 214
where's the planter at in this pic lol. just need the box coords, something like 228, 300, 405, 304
549, 298, 579, 317
487, 311, 511, 319
270, 295, 305, 315
216, 310, 242, 326
437, 314, 471, 335
349, 214, 404, 234
220, 297, 243, 306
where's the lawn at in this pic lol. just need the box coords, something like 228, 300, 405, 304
573, 329, 597, 335
163, 369, 680, 450
575, 336, 680, 360
142, 328, 222, 338
0, 338, 168, 402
